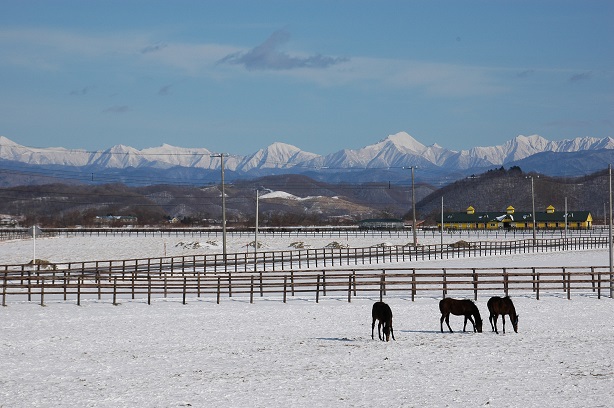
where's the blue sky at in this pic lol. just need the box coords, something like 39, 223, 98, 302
0, 0, 612, 155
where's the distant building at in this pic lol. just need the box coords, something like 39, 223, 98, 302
94, 215, 138, 225
0, 214, 23, 228
440, 205, 592, 230
358, 218, 405, 230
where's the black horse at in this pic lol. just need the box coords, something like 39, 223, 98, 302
487, 296, 519, 334
439, 298, 483, 333
372, 301, 395, 341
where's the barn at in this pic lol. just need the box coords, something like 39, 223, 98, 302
440, 205, 592, 230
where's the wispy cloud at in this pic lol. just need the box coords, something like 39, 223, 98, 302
218, 28, 349, 71
569, 72, 591, 82
103, 105, 131, 114
141, 43, 168, 54
69, 87, 90, 96
158, 84, 172, 96
516, 69, 535, 78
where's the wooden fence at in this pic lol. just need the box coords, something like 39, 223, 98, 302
2, 265, 612, 306
1, 236, 610, 275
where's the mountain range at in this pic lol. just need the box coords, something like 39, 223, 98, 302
1, 132, 613, 186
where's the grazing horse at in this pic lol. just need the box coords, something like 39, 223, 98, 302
439, 298, 483, 333
487, 296, 519, 334
372, 301, 395, 341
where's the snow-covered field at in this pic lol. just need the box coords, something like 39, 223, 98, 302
1, 232, 613, 407
0, 229, 601, 265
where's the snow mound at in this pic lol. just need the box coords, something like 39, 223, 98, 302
325, 241, 349, 249
260, 191, 299, 200
175, 241, 202, 249
289, 241, 311, 249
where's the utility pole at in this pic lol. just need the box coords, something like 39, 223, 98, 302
527, 175, 537, 243
211, 153, 227, 264
405, 166, 418, 246
440, 196, 444, 258
564, 197, 568, 245
254, 188, 259, 271
609, 164, 613, 298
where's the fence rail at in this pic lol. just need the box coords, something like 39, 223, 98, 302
1, 236, 610, 275
2, 265, 612, 306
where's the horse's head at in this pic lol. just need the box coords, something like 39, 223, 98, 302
511, 314, 519, 333
475, 316, 483, 333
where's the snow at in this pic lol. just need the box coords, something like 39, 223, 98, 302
259, 191, 320, 201
2, 133, 612, 172
1, 231, 613, 407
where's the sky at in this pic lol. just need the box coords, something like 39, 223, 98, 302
0, 0, 612, 156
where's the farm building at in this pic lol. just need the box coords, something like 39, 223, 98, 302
358, 218, 405, 230
440, 205, 592, 230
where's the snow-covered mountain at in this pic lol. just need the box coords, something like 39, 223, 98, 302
0, 132, 612, 184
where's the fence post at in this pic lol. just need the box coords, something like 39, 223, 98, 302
148, 276, 152, 305
2, 272, 6, 307
40, 279, 45, 307
197, 272, 201, 298
566, 270, 571, 300
216, 277, 221, 304
183, 277, 187, 305
473, 268, 478, 301
379, 274, 384, 302
503, 268, 508, 297
381, 270, 386, 296
411, 269, 416, 302
27, 271, 31, 302
113, 277, 118, 305
347, 276, 352, 303
316, 274, 320, 303
250, 275, 254, 304
283, 276, 287, 303
442, 268, 447, 298
322, 271, 327, 296
96, 272, 101, 301
536, 272, 540, 300
77, 277, 81, 306
590, 266, 595, 292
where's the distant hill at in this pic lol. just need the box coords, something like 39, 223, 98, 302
0, 169, 610, 227
417, 167, 610, 224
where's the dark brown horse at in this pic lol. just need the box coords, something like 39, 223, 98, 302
439, 298, 483, 333
372, 301, 395, 341
487, 296, 519, 334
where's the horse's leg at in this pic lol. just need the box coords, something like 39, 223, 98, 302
489, 313, 495, 332
372, 318, 376, 339
444, 314, 453, 333
502, 315, 506, 334
378, 322, 384, 341
493, 314, 499, 334
465, 315, 476, 332
389, 321, 395, 341
440, 314, 445, 333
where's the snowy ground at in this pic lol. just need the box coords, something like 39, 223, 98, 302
1, 232, 613, 407
0, 229, 605, 265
